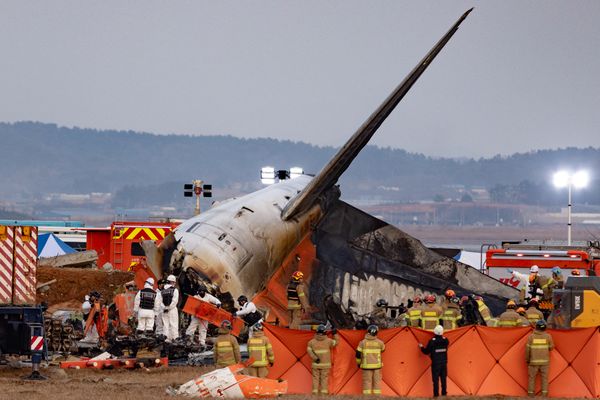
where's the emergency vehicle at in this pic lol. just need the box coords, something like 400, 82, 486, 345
85, 220, 180, 272
485, 241, 600, 289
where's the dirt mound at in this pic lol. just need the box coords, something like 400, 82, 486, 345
37, 266, 134, 306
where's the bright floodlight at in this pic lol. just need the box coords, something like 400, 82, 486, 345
553, 170, 569, 188
572, 170, 589, 189
261, 166, 276, 185
289, 167, 304, 179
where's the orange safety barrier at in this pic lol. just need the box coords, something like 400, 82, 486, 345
183, 296, 245, 337
264, 324, 600, 397
253, 234, 316, 326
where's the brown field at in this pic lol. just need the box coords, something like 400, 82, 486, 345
0, 365, 569, 399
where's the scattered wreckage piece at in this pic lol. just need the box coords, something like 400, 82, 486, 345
168, 362, 288, 398
60, 355, 168, 369
182, 297, 245, 337
38, 250, 98, 268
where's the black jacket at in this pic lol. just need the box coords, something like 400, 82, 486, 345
421, 335, 449, 366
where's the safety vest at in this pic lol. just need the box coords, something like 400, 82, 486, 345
526, 307, 544, 325
356, 335, 385, 370
476, 300, 492, 323
307, 335, 337, 369
248, 332, 274, 367
441, 305, 461, 330
139, 288, 156, 310
407, 306, 422, 327
526, 331, 554, 366
420, 305, 442, 331
214, 331, 240, 367
161, 287, 175, 307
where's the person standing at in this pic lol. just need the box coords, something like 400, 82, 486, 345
516, 307, 532, 327
497, 300, 521, 327
526, 298, 545, 326
420, 295, 443, 331
406, 296, 423, 327
213, 320, 241, 368
185, 284, 221, 347
356, 325, 385, 395
246, 323, 274, 378
133, 277, 161, 336
287, 271, 309, 329
552, 267, 564, 289
369, 299, 389, 328
307, 324, 338, 395
526, 320, 554, 397
161, 275, 180, 342
419, 325, 449, 397
441, 296, 462, 330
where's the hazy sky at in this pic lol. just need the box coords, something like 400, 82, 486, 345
1, 1, 599, 158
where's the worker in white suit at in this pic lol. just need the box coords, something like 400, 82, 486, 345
185, 284, 221, 347
133, 277, 162, 335
161, 275, 180, 341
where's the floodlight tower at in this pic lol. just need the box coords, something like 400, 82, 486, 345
553, 170, 589, 245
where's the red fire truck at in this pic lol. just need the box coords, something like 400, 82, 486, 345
86, 220, 179, 272
485, 241, 600, 289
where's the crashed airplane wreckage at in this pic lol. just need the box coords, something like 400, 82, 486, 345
143, 8, 517, 323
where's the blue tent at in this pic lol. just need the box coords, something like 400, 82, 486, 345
38, 233, 76, 258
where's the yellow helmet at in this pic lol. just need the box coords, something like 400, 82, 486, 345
507, 299, 517, 309
292, 271, 304, 281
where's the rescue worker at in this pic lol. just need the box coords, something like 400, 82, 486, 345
185, 284, 221, 347
369, 299, 389, 328
82, 295, 91, 322
473, 295, 495, 326
419, 325, 449, 397
356, 325, 385, 395
161, 275, 179, 342
246, 323, 274, 378
526, 320, 554, 397
529, 265, 556, 302
133, 277, 161, 336
234, 295, 263, 329
213, 320, 241, 367
155, 279, 165, 336
81, 294, 99, 343
420, 294, 443, 331
516, 307, 531, 327
526, 298, 545, 326
307, 324, 338, 395
443, 289, 455, 307
497, 299, 521, 327
508, 268, 533, 303
406, 296, 423, 327
552, 266, 564, 289
441, 296, 462, 330
287, 271, 309, 329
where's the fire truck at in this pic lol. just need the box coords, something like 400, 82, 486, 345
0, 224, 45, 378
485, 241, 600, 289
85, 220, 180, 272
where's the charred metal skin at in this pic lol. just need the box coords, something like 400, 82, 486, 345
143, 10, 487, 310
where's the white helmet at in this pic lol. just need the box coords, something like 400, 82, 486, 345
167, 274, 177, 283
530, 265, 540, 273
145, 277, 155, 286
433, 325, 444, 336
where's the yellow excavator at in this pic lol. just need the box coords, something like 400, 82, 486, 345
551, 276, 600, 328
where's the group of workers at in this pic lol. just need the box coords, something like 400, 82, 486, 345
121, 260, 559, 397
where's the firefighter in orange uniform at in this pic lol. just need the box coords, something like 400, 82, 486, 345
307, 324, 338, 395
246, 323, 274, 378
526, 320, 554, 396
420, 295, 443, 331
356, 325, 385, 395
213, 320, 241, 368
287, 271, 309, 329
497, 299, 521, 327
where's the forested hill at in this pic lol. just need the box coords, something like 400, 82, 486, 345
1, 122, 599, 205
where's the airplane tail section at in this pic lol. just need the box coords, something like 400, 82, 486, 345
281, 8, 473, 221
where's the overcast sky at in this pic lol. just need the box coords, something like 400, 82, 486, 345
1, 1, 598, 158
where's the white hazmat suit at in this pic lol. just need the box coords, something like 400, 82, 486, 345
186, 291, 221, 346
133, 279, 162, 334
